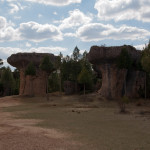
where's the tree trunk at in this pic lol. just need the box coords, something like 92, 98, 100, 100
124, 79, 126, 96
31, 76, 34, 96
145, 72, 147, 99
46, 75, 49, 101
84, 84, 85, 96
59, 71, 62, 95
22, 71, 26, 95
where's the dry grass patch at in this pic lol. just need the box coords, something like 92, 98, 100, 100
1, 94, 150, 150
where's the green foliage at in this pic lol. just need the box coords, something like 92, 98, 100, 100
78, 66, 92, 95
54, 56, 61, 70
61, 55, 82, 82
25, 62, 36, 76
141, 42, 150, 73
48, 72, 59, 92
119, 96, 130, 113
121, 96, 129, 104
0, 82, 4, 95
40, 55, 54, 100
0, 67, 15, 95
141, 41, 150, 98
0, 59, 3, 66
60, 47, 95, 94
78, 67, 93, 88
13, 69, 20, 95
72, 46, 80, 61
40, 55, 54, 74
116, 48, 132, 69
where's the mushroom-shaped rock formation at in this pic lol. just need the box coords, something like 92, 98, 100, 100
7, 53, 57, 96
88, 45, 145, 99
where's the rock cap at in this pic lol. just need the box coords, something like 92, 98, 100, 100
88, 45, 141, 64
7, 52, 56, 69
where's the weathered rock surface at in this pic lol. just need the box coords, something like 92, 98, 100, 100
88, 45, 145, 99
7, 53, 57, 96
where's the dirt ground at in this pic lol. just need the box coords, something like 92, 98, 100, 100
0, 95, 150, 150
0, 96, 81, 150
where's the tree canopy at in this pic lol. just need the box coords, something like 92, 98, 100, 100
0, 67, 15, 95
40, 55, 54, 74
141, 42, 150, 73
25, 62, 36, 76
0, 59, 3, 67
116, 48, 132, 69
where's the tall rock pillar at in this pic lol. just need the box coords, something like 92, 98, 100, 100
88, 45, 145, 99
7, 53, 57, 96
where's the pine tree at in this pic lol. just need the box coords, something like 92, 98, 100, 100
40, 55, 54, 100
141, 41, 150, 98
72, 46, 80, 61
1, 67, 15, 96
0, 59, 3, 67
25, 62, 36, 76
116, 48, 132, 69
78, 67, 92, 95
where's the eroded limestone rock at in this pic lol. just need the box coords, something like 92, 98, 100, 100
88, 45, 145, 99
7, 53, 57, 96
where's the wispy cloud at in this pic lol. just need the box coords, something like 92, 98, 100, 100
24, 0, 82, 6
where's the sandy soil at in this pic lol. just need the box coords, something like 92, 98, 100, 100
0, 96, 81, 150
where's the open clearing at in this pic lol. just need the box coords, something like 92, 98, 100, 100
0, 94, 150, 150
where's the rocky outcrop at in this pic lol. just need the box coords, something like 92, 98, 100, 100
88, 45, 145, 99
7, 53, 57, 96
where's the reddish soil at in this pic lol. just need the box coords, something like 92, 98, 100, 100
0, 97, 80, 150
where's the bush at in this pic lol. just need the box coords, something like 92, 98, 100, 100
116, 48, 132, 69
25, 62, 36, 76
118, 96, 129, 113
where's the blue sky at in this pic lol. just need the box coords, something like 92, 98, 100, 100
0, 0, 150, 67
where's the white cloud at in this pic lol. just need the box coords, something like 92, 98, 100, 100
0, 46, 23, 69
24, 0, 81, 6
76, 23, 150, 42
0, 47, 23, 60
0, 17, 63, 42
8, 2, 26, 14
29, 46, 67, 54
0, 16, 19, 42
59, 9, 92, 30
19, 21, 63, 42
53, 12, 57, 15
0, 16, 6, 29
95, 0, 150, 22
0, 46, 67, 68
134, 44, 147, 50
0, 46, 67, 61
14, 16, 21, 20
64, 32, 76, 37
26, 42, 32, 47
38, 14, 42, 18
9, 3, 19, 14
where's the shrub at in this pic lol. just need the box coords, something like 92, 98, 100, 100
118, 96, 129, 113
